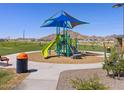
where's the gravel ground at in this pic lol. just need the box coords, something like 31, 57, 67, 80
56, 68, 124, 90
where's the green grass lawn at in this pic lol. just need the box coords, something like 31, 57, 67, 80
0, 68, 29, 90
0, 41, 47, 55
0, 69, 13, 89
0, 41, 104, 56
78, 45, 104, 52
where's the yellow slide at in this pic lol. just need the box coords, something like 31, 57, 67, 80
41, 35, 60, 58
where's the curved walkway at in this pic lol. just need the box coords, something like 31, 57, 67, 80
0, 51, 104, 90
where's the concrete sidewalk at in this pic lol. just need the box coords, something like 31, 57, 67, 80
0, 51, 103, 90
15, 62, 103, 90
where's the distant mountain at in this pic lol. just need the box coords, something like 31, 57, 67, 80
39, 30, 120, 41
40, 30, 88, 41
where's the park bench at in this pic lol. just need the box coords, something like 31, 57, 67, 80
0, 55, 9, 66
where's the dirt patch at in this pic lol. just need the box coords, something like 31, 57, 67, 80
57, 68, 124, 90
0, 68, 29, 90
28, 52, 104, 64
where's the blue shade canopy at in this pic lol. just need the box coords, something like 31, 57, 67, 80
41, 11, 89, 29
112, 3, 124, 8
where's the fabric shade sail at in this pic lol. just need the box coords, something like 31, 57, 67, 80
41, 11, 89, 29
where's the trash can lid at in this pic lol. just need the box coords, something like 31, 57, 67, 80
107, 47, 110, 48
17, 53, 28, 59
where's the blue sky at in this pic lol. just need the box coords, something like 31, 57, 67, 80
0, 3, 123, 39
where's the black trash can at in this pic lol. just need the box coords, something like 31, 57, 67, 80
16, 53, 28, 73
107, 47, 111, 53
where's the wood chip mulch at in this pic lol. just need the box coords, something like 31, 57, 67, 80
28, 52, 103, 64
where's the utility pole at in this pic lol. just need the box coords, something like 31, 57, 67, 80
113, 3, 124, 37
113, 3, 124, 50
23, 29, 25, 40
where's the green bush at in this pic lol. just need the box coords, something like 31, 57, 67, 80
70, 76, 108, 90
103, 43, 124, 79
103, 47, 118, 77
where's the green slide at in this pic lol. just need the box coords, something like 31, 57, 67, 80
41, 35, 60, 58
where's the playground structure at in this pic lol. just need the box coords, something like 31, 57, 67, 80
41, 11, 88, 58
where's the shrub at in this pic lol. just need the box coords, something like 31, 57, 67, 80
103, 47, 118, 77
70, 75, 108, 90
115, 59, 124, 79
103, 43, 124, 79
